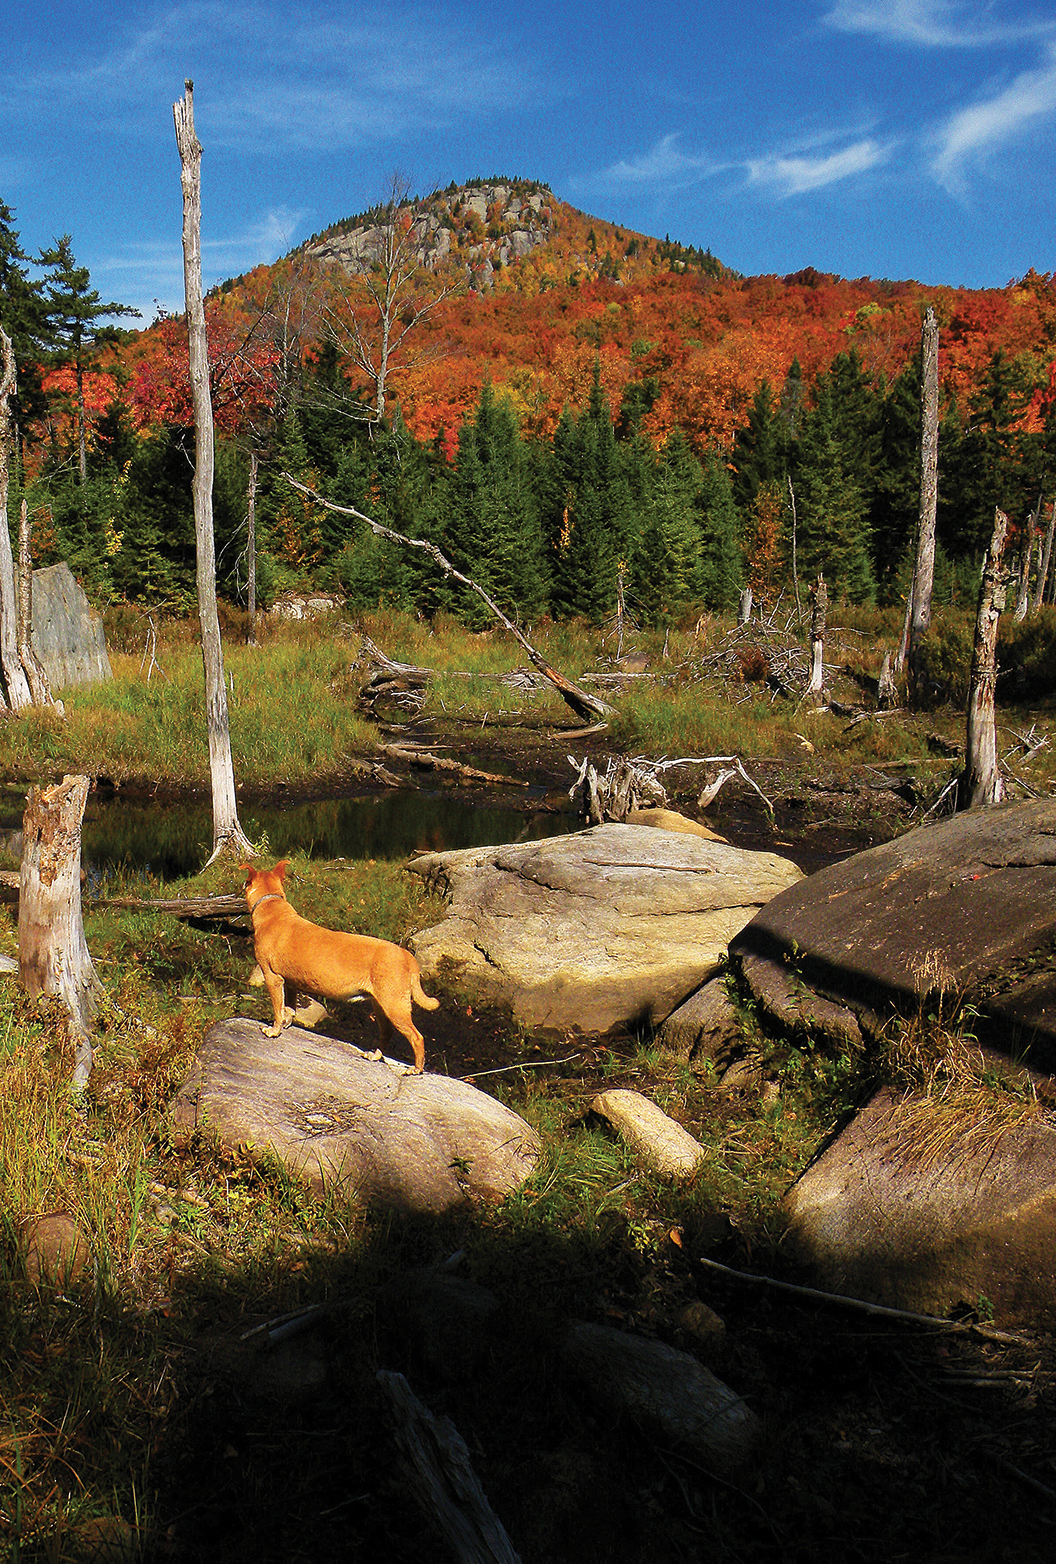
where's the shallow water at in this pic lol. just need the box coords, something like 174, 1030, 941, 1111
69, 786, 575, 880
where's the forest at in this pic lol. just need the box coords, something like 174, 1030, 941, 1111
3, 180, 1056, 635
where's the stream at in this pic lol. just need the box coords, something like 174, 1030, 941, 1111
0, 783, 576, 883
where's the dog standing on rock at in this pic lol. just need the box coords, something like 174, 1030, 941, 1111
241, 860, 438, 1072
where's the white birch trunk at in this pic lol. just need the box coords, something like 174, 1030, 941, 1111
173, 82, 255, 865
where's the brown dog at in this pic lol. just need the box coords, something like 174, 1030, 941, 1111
241, 860, 438, 1072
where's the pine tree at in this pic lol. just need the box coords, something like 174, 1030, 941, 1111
633, 428, 704, 626
444, 384, 547, 626
794, 375, 875, 603
698, 450, 744, 612
546, 368, 630, 622
38, 235, 140, 482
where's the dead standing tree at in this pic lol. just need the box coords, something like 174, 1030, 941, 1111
960, 508, 1010, 810
19, 775, 102, 1091
899, 305, 940, 699
285, 475, 617, 725
173, 82, 255, 865
0, 327, 35, 710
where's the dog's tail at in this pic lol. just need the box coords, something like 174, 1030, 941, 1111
412, 972, 440, 1012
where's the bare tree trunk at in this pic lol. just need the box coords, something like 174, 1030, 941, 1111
0, 328, 31, 710
1032, 497, 1055, 612
907, 306, 939, 697
960, 508, 1010, 810
19, 775, 102, 1090
787, 476, 801, 617
1013, 515, 1035, 622
806, 575, 827, 698
173, 82, 255, 866
877, 649, 898, 709
737, 587, 752, 626
284, 475, 616, 724
17, 498, 55, 707
247, 449, 258, 645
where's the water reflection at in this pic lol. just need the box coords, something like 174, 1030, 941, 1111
70, 788, 574, 881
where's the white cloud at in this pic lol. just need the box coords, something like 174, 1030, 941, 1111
585, 133, 726, 191
824, 1, 1055, 48
0, 2, 544, 152
930, 40, 1056, 189
748, 138, 893, 195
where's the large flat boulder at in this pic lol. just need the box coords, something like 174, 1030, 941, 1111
782, 1084, 1056, 1328
730, 798, 1056, 1065
172, 1019, 539, 1212
407, 824, 803, 1035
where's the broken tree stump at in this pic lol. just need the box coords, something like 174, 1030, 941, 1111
961, 508, 1010, 809
19, 774, 102, 1088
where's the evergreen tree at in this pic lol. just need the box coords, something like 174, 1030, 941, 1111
546, 368, 630, 622
794, 375, 875, 603
732, 379, 783, 510
633, 429, 704, 626
698, 450, 744, 612
444, 383, 547, 626
0, 202, 50, 444
38, 235, 140, 482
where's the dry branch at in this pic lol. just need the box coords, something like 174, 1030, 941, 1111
285, 475, 616, 724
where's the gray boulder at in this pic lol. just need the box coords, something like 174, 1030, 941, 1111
591, 1089, 706, 1177
782, 1083, 1056, 1328
172, 1018, 539, 1213
407, 824, 802, 1036
730, 798, 1056, 1062
31, 564, 111, 689
656, 976, 745, 1064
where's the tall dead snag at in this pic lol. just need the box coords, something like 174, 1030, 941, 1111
19, 775, 102, 1090
285, 475, 617, 725
0, 327, 33, 711
173, 82, 255, 865
1032, 497, 1056, 612
960, 508, 1010, 810
17, 499, 55, 707
906, 305, 940, 700
805, 575, 827, 700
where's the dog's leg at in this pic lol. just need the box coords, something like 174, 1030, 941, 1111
262, 969, 294, 1037
378, 1002, 425, 1073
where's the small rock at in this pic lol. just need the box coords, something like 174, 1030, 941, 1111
21, 1212, 92, 1286
591, 1089, 706, 1177
678, 1299, 727, 1340
656, 976, 744, 1064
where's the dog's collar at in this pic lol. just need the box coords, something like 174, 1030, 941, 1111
250, 893, 284, 911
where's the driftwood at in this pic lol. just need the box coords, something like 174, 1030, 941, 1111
285, 475, 615, 725
19, 775, 102, 1089
101, 892, 246, 920
376, 1369, 522, 1564
381, 743, 529, 787
567, 754, 666, 824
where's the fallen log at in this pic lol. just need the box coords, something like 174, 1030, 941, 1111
100, 892, 246, 919
376, 1369, 522, 1564
380, 744, 529, 787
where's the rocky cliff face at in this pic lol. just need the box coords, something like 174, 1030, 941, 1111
302, 180, 554, 289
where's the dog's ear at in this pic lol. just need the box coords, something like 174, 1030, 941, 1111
274, 860, 288, 880
239, 864, 256, 884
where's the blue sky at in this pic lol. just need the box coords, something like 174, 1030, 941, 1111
2, 0, 1054, 325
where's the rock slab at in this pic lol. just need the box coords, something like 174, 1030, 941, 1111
408, 824, 802, 1035
782, 1084, 1056, 1328
31, 563, 112, 689
172, 1018, 540, 1213
730, 798, 1056, 1061
591, 1089, 706, 1177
